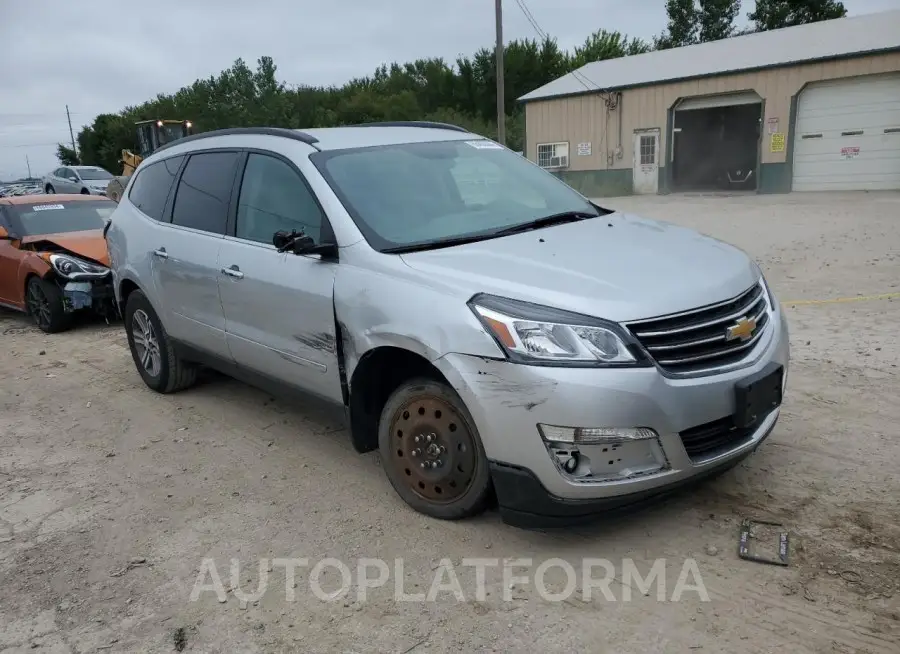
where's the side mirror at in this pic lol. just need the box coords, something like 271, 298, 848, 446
272, 230, 337, 258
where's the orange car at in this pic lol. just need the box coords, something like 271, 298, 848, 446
0, 194, 117, 333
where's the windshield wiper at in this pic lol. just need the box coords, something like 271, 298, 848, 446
381, 210, 599, 254
382, 233, 493, 254
490, 210, 598, 237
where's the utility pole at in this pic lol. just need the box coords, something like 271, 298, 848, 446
65, 105, 78, 161
495, 0, 506, 145
25, 154, 32, 179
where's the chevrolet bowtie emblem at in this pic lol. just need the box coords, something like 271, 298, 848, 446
726, 316, 757, 342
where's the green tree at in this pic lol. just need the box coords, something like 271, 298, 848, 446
570, 29, 652, 70
71, 28, 650, 165
748, 0, 847, 31
656, 0, 741, 48
698, 0, 741, 42
655, 0, 699, 49
55, 144, 79, 165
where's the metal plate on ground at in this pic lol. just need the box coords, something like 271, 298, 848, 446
738, 518, 790, 566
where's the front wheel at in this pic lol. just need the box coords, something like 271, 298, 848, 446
124, 290, 197, 393
25, 277, 72, 333
45, 184, 55, 194
378, 378, 491, 520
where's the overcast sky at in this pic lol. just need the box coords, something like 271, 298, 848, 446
0, 0, 897, 180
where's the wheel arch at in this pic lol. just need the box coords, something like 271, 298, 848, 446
22, 272, 42, 314
346, 345, 451, 454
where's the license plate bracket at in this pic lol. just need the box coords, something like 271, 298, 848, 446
734, 362, 783, 429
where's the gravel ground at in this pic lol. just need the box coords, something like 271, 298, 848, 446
1, 191, 898, 653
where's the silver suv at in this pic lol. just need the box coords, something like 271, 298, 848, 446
105, 123, 789, 528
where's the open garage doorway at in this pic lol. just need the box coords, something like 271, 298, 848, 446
671, 92, 762, 192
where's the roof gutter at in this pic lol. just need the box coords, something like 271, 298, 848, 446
517, 46, 900, 105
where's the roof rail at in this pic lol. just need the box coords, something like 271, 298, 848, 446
153, 127, 319, 155
350, 121, 469, 133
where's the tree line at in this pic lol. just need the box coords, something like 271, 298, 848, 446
58, 0, 847, 173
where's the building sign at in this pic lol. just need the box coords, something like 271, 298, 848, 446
841, 146, 860, 159
770, 132, 786, 153
577, 142, 592, 156
767, 117, 779, 134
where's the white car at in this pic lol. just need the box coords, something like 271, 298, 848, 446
43, 166, 114, 196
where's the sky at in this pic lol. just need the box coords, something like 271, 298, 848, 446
1, 0, 897, 180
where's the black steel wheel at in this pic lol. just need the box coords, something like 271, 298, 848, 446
379, 378, 491, 520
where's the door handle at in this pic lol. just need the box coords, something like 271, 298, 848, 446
153, 248, 168, 259
221, 265, 244, 279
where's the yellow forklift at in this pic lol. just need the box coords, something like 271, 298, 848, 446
106, 119, 193, 202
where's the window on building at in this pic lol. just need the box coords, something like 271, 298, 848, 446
536, 142, 569, 169
639, 135, 656, 165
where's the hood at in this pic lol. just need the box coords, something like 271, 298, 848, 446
83, 179, 111, 190
22, 229, 110, 266
399, 213, 759, 323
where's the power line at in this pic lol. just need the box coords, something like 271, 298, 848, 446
512, 0, 608, 96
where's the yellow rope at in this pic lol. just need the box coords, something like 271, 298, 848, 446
785, 292, 900, 306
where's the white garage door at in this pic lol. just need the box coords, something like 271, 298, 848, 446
792, 73, 900, 191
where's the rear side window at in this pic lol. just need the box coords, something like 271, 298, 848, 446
171, 152, 240, 234
128, 155, 184, 221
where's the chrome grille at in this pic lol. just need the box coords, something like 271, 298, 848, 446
626, 282, 770, 374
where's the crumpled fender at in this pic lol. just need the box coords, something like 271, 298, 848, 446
333, 259, 504, 386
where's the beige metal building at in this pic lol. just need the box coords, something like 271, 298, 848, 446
519, 10, 900, 196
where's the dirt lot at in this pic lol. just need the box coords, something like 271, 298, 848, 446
1, 191, 899, 653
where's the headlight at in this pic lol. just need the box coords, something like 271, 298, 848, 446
468, 294, 650, 367
45, 253, 110, 280
759, 272, 778, 310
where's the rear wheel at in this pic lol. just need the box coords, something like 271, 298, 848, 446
45, 184, 55, 194
25, 277, 72, 333
378, 379, 491, 520
124, 290, 197, 393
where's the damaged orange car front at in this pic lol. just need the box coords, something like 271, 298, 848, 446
0, 194, 116, 332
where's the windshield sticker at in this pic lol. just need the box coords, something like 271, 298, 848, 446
30, 204, 66, 211
466, 140, 503, 150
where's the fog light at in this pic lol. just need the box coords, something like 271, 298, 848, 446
539, 424, 668, 482
538, 425, 657, 445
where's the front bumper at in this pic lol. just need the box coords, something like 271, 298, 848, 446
62, 279, 115, 313
435, 302, 790, 527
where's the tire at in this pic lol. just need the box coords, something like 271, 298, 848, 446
45, 184, 55, 194
25, 277, 73, 333
378, 378, 491, 520
80, 188, 90, 195
124, 290, 197, 393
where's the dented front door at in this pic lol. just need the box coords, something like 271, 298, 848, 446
217, 237, 343, 404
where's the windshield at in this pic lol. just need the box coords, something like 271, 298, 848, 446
8, 200, 114, 236
77, 168, 113, 181
310, 139, 598, 251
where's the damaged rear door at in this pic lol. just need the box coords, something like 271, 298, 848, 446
217, 151, 342, 403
